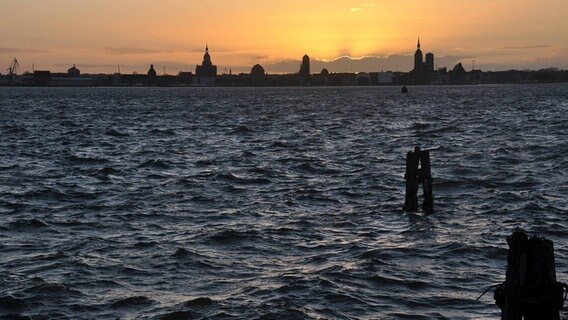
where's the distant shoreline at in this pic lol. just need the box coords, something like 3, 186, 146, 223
2, 68, 567, 88
2, 81, 567, 88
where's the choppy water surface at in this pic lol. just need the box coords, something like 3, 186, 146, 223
1, 85, 567, 319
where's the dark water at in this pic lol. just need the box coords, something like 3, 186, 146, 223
0, 85, 567, 319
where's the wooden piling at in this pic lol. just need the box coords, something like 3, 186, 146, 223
403, 146, 433, 213
421, 150, 433, 214
403, 148, 420, 212
495, 229, 565, 320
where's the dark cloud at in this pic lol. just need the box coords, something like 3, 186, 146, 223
0, 47, 46, 54
104, 47, 176, 55
498, 45, 552, 50
53, 63, 124, 68
251, 55, 270, 61
103, 46, 249, 55
264, 54, 465, 73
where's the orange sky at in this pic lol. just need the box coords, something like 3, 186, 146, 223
2, 0, 567, 73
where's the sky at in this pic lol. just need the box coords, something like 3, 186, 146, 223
2, 0, 568, 74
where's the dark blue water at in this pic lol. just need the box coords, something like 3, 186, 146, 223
1, 85, 567, 319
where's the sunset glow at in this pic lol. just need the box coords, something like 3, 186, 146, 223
2, 0, 567, 73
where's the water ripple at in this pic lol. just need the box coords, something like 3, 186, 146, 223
1, 85, 567, 319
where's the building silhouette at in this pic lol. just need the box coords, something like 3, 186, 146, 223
450, 62, 467, 84
147, 64, 157, 77
195, 44, 217, 84
67, 65, 80, 77
411, 38, 435, 83
299, 54, 310, 77
414, 39, 423, 73
147, 64, 157, 84
425, 53, 434, 72
413, 38, 435, 73
250, 64, 266, 86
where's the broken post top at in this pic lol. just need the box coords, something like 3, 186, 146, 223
507, 227, 528, 244
496, 229, 566, 318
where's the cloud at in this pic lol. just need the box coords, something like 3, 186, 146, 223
53, 63, 126, 69
497, 45, 552, 50
49, 61, 197, 74
0, 47, 47, 54
264, 54, 465, 73
456, 45, 552, 53
350, 3, 377, 13
104, 47, 175, 55
250, 55, 270, 62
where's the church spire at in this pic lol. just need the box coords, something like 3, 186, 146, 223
206, 43, 209, 53
417, 38, 421, 49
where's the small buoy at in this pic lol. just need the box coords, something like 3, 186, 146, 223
401, 86, 408, 94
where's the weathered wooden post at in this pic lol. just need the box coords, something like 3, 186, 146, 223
403, 147, 420, 212
494, 228, 566, 320
403, 146, 433, 213
421, 150, 433, 214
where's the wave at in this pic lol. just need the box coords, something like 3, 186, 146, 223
195, 159, 214, 166
21, 281, 84, 297
215, 172, 272, 185
66, 154, 109, 165
172, 247, 201, 258
268, 140, 298, 149
411, 122, 431, 130
148, 128, 176, 136
182, 297, 216, 308
293, 162, 340, 175
1, 85, 566, 319
7, 218, 49, 229
0, 164, 20, 171
2, 126, 28, 136
104, 128, 129, 137
110, 296, 155, 309
207, 229, 261, 243
228, 125, 254, 134
157, 311, 196, 320
138, 159, 172, 169
0, 295, 27, 310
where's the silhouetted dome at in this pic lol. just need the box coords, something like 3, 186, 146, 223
320, 68, 329, 77
196, 44, 217, 78
251, 64, 265, 76
203, 52, 211, 64
202, 45, 212, 65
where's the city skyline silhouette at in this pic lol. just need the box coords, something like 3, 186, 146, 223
2, 1, 567, 74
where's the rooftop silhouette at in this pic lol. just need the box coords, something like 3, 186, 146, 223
2, 39, 567, 87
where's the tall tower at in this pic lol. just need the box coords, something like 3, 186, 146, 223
202, 44, 212, 68
414, 38, 423, 72
196, 44, 217, 78
299, 54, 310, 77
425, 53, 434, 72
